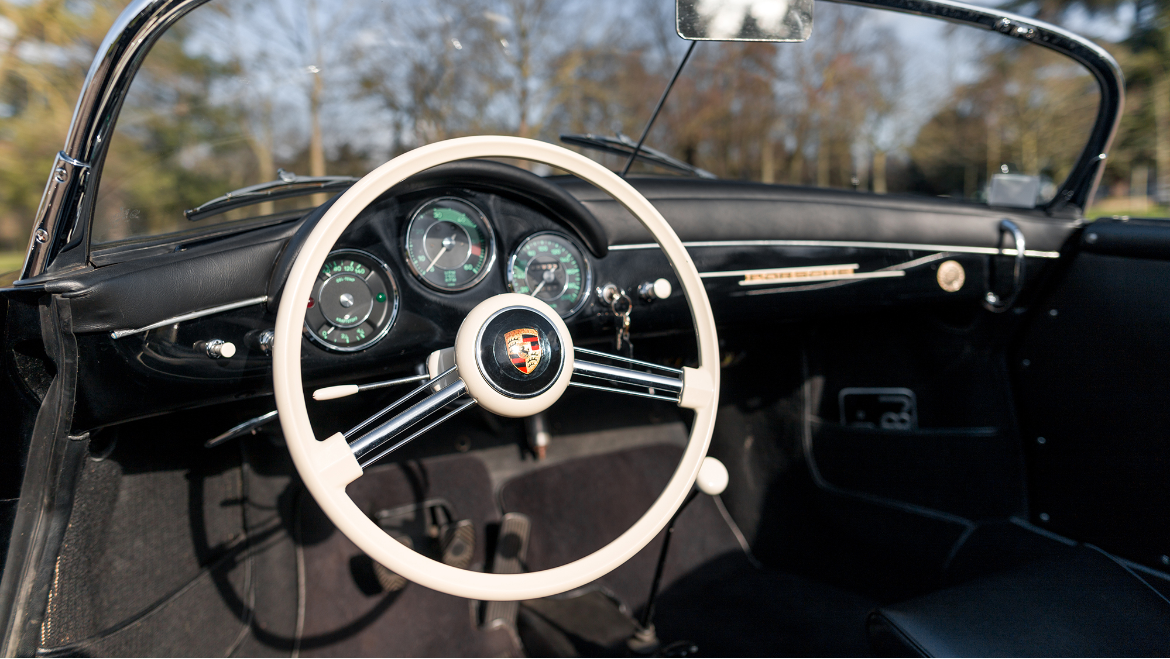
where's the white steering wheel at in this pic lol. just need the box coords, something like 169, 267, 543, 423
273, 136, 719, 601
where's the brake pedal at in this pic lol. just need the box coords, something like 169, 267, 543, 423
482, 513, 531, 629
441, 519, 476, 569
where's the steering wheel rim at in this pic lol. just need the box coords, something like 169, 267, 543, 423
273, 136, 719, 601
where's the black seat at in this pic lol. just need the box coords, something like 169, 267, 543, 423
867, 542, 1170, 657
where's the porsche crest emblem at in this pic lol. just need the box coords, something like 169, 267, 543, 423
504, 328, 542, 375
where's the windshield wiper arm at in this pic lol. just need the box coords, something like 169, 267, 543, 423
185, 169, 359, 222
559, 133, 716, 179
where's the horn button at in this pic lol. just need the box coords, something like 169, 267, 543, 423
475, 307, 564, 398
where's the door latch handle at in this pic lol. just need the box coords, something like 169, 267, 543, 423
984, 219, 1026, 312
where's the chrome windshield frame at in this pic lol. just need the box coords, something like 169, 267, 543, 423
12, 0, 1123, 283
16, 0, 213, 283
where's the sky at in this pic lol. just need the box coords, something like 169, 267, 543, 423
105, 0, 1125, 170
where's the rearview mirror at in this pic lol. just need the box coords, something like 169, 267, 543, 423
677, 0, 813, 42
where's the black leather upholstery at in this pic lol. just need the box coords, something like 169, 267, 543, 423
868, 545, 1170, 657
64, 229, 291, 334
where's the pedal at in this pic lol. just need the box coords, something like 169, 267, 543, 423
367, 500, 469, 593
441, 519, 475, 569
482, 513, 531, 629
371, 532, 412, 592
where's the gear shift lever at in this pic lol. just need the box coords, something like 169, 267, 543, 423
629, 457, 729, 654
695, 456, 730, 497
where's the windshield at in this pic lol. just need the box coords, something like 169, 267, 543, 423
91, 0, 1102, 245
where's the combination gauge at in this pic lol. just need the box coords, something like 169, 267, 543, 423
305, 249, 399, 351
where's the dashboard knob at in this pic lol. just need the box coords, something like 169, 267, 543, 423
638, 278, 672, 301
257, 329, 275, 355
204, 339, 236, 359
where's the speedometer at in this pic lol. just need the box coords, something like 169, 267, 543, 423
305, 249, 399, 351
404, 197, 495, 291
507, 232, 591, 318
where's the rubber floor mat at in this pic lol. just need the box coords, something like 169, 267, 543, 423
298, 454, 518, 657
498, 443, 744, 615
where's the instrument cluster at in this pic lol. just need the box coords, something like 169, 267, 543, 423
304, 194, 594, 352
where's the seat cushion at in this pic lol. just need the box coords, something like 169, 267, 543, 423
868, 546, 1170, 657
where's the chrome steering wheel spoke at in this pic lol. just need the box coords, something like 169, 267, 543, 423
569, 347, 684, 402
345, 365, 476, 468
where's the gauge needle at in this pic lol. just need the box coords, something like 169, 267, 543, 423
423, 234, 458, 275
423, 245, 448, 274
530, 264, 558, 298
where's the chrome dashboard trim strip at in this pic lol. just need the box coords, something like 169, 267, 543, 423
609, 240, 1061, 259
109, 295, 268, 339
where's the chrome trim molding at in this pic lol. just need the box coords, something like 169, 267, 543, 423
610, 240, 1061, 259
828, 0, 1123, 212
21, 0, 214, 280
108, 295, 268, 339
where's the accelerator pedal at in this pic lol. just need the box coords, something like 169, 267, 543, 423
482, 513, 531, 629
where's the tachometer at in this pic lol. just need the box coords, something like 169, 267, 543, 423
305, 249, 399, 351
404, 197, 495, 291
507, 232, 591, 318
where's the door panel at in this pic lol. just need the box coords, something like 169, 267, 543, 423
1014, 220, 1170, 571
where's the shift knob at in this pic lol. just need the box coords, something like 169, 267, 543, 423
696, 456, 729, 496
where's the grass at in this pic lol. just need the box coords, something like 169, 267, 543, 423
1086, 207, 1170, 219
0, 251, 25, 275
1086, 202, 1170, 220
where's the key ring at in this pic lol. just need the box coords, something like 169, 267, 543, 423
610, 292, 632, 317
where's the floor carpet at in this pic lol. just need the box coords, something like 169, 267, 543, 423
498, 443, 744, 618
499, 443, 878, 657
298, 454, 518, 657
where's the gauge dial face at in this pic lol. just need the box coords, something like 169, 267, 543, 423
305, 249, 399, 351
404, 197, 495, 291
507, 232, 591, 318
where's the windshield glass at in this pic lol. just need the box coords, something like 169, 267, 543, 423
91, 0, 1102, 245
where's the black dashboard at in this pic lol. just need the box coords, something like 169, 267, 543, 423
4, 166, 1081, 431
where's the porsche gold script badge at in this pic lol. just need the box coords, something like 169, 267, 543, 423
505, 328, 542, 374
